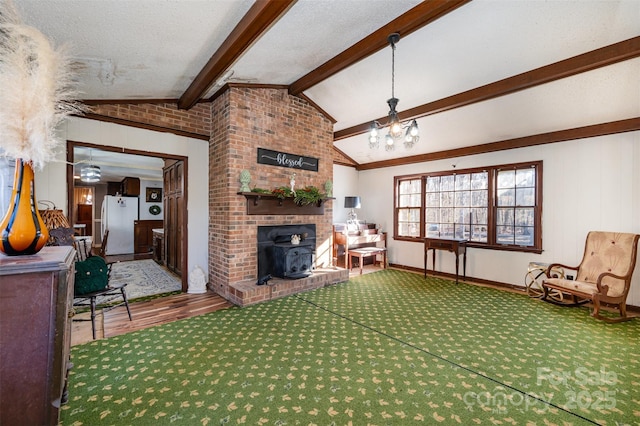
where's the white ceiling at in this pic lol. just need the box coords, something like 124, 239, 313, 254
13, 0, 640, 175
73, 146, 165, 182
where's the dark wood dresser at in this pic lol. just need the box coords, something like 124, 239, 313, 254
0, 246, 75, 426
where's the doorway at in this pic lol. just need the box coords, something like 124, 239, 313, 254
73, 186, 94, 237
66, 140, 189, 291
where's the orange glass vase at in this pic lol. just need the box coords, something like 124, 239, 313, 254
0, 159, 49, 255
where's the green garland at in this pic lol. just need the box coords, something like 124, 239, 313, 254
250, 185, 326, 205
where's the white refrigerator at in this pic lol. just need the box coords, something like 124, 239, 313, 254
101, 195, 139, 255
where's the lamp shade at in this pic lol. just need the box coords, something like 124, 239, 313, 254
344, 196, 361, 209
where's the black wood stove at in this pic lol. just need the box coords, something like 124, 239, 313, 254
258, 224, 316, 279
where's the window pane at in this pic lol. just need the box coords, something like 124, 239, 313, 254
441, 208, 454, 223
471, 225, 488, 242
516, 169, 535, 187
515, 187, 535, 206
514, 227, 534, 246
400, 180, 410, 194
470, 190, 488, 207
471, 172, 488, 190
410, 194, 421, 206
426, 176, 439, 192
408, 208, 420, 222
398, 209, 408, 222
407, 222, 420, 237
441, 192, 454, 207
497, 170, 515, 189
455, 174, 470, 191
410, 179, 421, 193
455, 207, 470, 224
497, 226, 514, 245
426, 223, 440, 238
453, 224, 468, 239
496, 208, 514, 226
471, 208, 488, 225
441, 175, 455, 191
399, 194, 412, 207
454, 191, 470, 207
426, 208, 439, 223
515, 207, 534, 226
426, 192, 439, 207
439, 224, 454, 239
398, 222, 409, 236
497, 188, 514, 206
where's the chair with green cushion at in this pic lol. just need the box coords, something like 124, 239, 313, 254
73, 255, 132, 339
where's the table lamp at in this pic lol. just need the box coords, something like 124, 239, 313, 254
344, 196, 361, 225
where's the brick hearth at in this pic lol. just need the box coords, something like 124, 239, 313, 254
228, 267, 349, 307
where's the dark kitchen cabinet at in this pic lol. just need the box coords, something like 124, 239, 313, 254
121, 177, 140, 196
134, 220, 163, 254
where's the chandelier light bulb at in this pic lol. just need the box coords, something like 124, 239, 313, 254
390, 121, 403, 139
410, 120, 419, 136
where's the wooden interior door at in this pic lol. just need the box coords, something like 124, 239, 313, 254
76, 204, 93, 236
163, 160, 184, 277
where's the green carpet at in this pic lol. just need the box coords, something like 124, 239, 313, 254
61, 270, 640, 425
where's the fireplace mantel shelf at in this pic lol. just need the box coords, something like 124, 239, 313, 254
239, 192, 334, 215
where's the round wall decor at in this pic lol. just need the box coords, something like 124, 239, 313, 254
149, 205, 161, 215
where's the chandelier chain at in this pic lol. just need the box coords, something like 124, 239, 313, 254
391, 38, 395, 101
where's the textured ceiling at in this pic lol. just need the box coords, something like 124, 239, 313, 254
13, 0, 640, 176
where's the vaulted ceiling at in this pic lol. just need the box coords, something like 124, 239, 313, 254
15, 0, 640, 169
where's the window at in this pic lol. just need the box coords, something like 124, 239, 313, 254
396, 178, 422, 237
394, 161, 542, 252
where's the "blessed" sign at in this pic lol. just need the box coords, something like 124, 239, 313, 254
257, 148, 319, 172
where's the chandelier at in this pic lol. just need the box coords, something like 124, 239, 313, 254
368, 33, 419, 151
80, 149, 101, 183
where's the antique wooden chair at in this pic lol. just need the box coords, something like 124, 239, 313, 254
542, 231, 640, 322
73, 229, 132, 339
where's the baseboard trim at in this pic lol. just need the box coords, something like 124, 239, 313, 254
388, 262, 640, 313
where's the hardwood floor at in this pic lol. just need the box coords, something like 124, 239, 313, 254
104, 291, 233, 338
71, 264, 385, 346
71, 291, 233, 346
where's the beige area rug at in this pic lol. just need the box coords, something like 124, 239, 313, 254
94, 259, 182, 305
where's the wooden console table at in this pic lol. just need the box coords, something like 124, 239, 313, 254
424, 238, 468, 284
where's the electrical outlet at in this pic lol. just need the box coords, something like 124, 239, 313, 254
566, 275, 574, 280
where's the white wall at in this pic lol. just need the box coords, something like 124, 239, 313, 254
355, 132, 640, 306
35, 117, 210, 281
139, 179, 164, 221
332, 164, 359, 223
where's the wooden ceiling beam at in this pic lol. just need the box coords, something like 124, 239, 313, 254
355, 117, 640, 170
335, 36, 640, 141
288, 0, 471, 96
178, 0, 296, 110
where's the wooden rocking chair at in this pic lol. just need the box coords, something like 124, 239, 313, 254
542, 231, 640, 323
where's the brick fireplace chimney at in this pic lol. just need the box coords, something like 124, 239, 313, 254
208, 86, 335, 302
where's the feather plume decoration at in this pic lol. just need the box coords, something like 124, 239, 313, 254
0, 0, 85, 170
